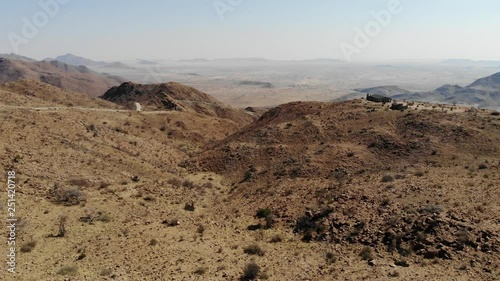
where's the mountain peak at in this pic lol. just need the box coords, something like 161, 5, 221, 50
53, 53, 104, 66
467, 72, 500, 90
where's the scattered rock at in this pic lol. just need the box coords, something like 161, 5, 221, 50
162, 219, 179, 227
395, 260, 410, 267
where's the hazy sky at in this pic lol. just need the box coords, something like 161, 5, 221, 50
1, 0, 500, 62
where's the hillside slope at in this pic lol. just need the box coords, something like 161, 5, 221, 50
0, 58, 124, 97
190, 99, 499, 280
0, 84, 498, 280
0, 79, 265, 281
0, 80, 120, 108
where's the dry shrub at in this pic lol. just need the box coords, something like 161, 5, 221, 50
241, 262, 260, 281
48, 184, 85, 206
68, 178, 92, 187
57, 265, 77, 276
243, 244, 265, 256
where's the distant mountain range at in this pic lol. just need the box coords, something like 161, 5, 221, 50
43, 53, 133, 69
348, 72, 500, 110
177, 57, 344, 64
441, 59, 500, 68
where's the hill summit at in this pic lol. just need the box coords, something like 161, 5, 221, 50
100, 82, 255, 124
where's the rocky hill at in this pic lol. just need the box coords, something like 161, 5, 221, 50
100, 82, 255, 124
352, 72, 500, 110
0, 58, 124, 97
1, 81, 498, 280
189, 99, 499, 280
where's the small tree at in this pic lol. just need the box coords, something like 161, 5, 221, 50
256, 208, 274, 229
240, 262, 260, 280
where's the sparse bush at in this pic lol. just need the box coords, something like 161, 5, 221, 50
381, 175, 394, 182
58, 215, 67, 237
294, 207, 334, 241
20, 241, 36, 253
243, 244, 265, 256
270, 234, 283, 243
240, 262, 260, 281
149, 239, 158, 246
381, 198, 391, 207
182, 180, 195, 189
167, 178, 182, 187
197, 224, 205, 235
57, 265, 78, 276
48, 185, 85, 206
414, 171, 425, 177
49, 215, 68, 238
99, 181, 111, 189
13, 154, 23, 163
87, 124, 99, 136
194, 267, 207, 275
255, 208, 274, 229
242, 166, 257, 183
184, 202, 195, 212
359, 247, 373, 260
326, 251, 337, 263
256, 208, 272, 219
